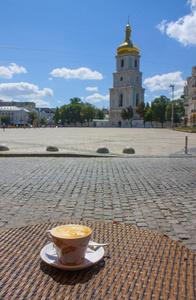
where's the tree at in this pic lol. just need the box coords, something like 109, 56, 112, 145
80, 111, 85, 126
60, 105, 71, 125
40, 117, 47, 126
81, 105, 96, 126
145, 107, 154, 127
60, 98, 84, 126
95, 109, 105, 120
135, 102, 148, 127
151, 96, 169, 128
70, 97, 82, 105
70, 103, 84, 126
1, 115, 10, 126
120, 106, 134, 127
165, 99, 185, 126
53, 107, 60, 124
28, 112, 37, 125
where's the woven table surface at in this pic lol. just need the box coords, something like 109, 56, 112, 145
0, 221, 195, 300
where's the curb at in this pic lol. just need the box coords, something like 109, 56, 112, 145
0, 152, 195, 158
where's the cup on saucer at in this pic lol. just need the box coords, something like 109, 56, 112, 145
45, 224, 91, 265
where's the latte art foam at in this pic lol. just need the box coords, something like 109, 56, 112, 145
51, 225, 91, 238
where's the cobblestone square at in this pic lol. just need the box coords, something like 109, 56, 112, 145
0, 128, 196, 253
0, 156, 195, 252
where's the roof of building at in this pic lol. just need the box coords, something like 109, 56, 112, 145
117, 22, 140, 56
0, 106, 29, 112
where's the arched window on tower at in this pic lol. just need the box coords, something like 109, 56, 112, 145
136, 93, 139, 107
135, 60, 137, 68
119, 94, 123, 107
121, 60, 124, 68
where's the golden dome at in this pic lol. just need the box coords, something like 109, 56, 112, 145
117, 23, 140, 55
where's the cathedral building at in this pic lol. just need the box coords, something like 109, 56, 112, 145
109, 21, 145, 127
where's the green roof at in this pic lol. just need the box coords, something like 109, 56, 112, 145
92, 119, 109, 122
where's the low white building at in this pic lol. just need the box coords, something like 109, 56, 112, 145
0, 106, 29, 126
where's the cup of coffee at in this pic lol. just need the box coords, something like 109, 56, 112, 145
45, 224, 92, 265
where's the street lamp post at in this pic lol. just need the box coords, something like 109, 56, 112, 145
169, 85, 174, 126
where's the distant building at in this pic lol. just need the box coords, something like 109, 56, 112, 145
0, 100, 36, 110
91, 119, 109, 127
109, 21, 145, 127
0, 106, 29, 126
35, 107, 55, 125
184, 66, 196, 126
84, 102, 92, 107
102, 107, 109, 115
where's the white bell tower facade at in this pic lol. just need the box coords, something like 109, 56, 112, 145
109, 21, 145, 127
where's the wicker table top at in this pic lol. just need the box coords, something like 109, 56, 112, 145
0, 221, 195, 300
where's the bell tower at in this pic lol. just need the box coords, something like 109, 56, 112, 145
109, 21, 145, 127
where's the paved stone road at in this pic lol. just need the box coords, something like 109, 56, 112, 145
0, 157, 195, 253
1, 127, 196, 156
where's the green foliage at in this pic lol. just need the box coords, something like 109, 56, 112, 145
145, 107, 154, 127
60, 105, 71, 125
134, 96, 185, 128
53, 107, 60, 124
120, 106, 134, 127
40, 117, 47, 126
165, 99, 185, 125
70, 97, 82, 105
135, 102, 148, 127
81, 105, 96, 126
1, 114, 10, 126
151, 96, 170, 127
53, 98, 108, 126
95, 109, 105, 120
28, 112, 37, 125
60, 98, 84, 126
72, 103, 84, 125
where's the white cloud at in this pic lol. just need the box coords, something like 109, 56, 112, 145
144, 71, 184, 93
29, 99, 50, 108
57, 100, 62, 104
0, 63, 27, 79
85, 93, 109, 104
0, 82, 53, 99
85, 86, 98, 92
156, 20, 167, 34
188, 0, 196, 9
152, 95, 161, 99
170, 88, 184, 99
156, 0, 196, 46
50, 67, 103, 80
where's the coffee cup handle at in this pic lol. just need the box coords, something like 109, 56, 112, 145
45, 230, 53, 242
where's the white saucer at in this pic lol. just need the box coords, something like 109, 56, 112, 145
40, 242, 105, 271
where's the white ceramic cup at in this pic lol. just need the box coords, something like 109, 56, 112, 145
45, 224, 92, 265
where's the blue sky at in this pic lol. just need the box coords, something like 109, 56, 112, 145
0, 0, 195, 108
